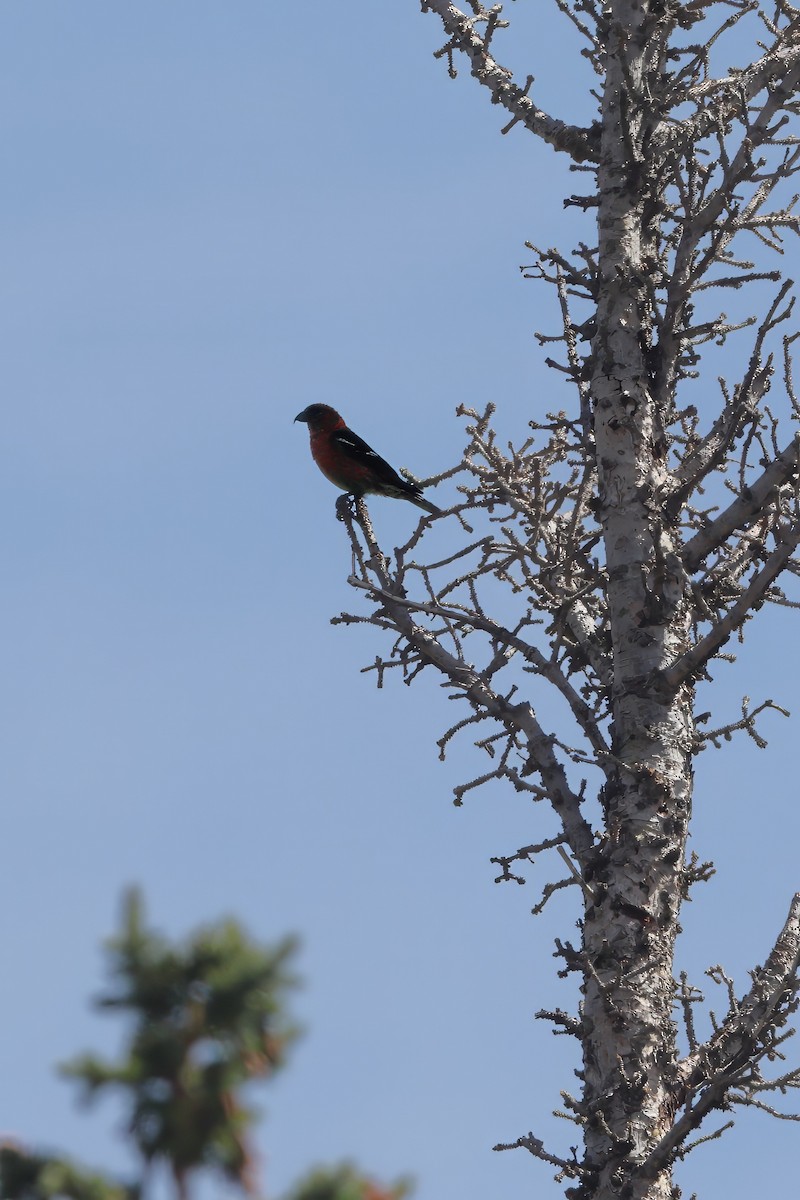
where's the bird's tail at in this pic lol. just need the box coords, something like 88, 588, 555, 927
409, 492, 441, 515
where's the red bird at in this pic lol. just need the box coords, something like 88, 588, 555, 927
295, 404, 440, 514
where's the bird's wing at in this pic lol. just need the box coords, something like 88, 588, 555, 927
331, 426, 380, 460
330, 427, 407, 487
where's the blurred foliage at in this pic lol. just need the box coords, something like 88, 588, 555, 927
3, 890, 410, 1200
0, 1144, 137, 1200
60, 888, 299, 1198
284, 1163, 412, 1200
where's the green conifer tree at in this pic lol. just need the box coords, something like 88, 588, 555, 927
61, 889, 299, 1200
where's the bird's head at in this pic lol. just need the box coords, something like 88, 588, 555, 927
294, 403, 345, 432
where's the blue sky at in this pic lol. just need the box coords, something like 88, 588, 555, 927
1, 4, 798, 1199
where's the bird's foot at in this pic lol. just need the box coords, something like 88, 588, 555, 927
335, 493, 357, 522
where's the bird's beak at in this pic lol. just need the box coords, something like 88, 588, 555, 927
294, 409, 308, 424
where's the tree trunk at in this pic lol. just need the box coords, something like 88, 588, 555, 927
578, 7, 694, 1198
342, 3, 800, 1196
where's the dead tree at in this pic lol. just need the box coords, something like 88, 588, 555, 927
331, 4, 800, 1199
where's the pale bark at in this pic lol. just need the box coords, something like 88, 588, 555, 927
333, 3, 800, 1197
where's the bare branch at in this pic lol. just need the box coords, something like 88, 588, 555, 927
696, 696, 790, 749
663, 522, 800, 689
492, 1130, 585, 1178
681, 434, 800, 571
535, 1007, 584, 1037
420, 0, 599, 160
657, 22, 800, 156
637, 893, 800, 1176
338, 498, 596, 857
346, 575, 611, 764
491, 833, 568, 884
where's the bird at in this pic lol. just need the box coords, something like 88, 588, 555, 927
295, 404, 441, 514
